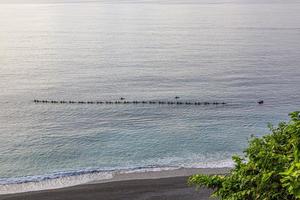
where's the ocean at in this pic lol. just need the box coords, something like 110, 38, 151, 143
0, 0, 299, 194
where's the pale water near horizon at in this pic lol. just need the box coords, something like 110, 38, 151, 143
0, 0, 300, 194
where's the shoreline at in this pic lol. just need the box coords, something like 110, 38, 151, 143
90, 167, 230, 184
0, 167, 230, 200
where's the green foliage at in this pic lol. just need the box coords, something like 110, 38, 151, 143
188, 111, 300, 200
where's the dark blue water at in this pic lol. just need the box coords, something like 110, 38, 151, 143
0, 0, 299, 194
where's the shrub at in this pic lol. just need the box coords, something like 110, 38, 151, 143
188, 111, 300, 200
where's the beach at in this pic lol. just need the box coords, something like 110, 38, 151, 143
1, 0, 300, 199
0, 168, 229, 200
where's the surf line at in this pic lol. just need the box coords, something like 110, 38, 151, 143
33, 99, 227, 106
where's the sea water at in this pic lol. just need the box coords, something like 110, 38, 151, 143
0, 0, 300, 194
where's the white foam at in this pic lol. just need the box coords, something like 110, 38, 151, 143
0, 154, 235, 195
120, 166, 180, 174
135, 153, 235, 169
0, 171, 113, 195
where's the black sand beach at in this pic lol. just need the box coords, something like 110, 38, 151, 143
0, 177, 213, 200
0, 168, 228, 200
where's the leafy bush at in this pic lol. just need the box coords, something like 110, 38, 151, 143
188, 111, 300, 200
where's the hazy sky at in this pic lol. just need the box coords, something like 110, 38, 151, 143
0, 0, 297, 4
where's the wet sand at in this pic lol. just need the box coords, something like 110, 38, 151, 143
0, 168, 229, 200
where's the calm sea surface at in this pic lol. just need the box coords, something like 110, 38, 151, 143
0, 0, 299, 194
